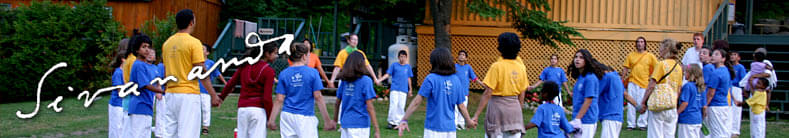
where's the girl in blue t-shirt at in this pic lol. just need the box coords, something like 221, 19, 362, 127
677, 65, 706, 138
704, 48, 734, 138
332, 51, 381, 138
395, 48, 477, 137
567, 49, 603, 138
525, 81, 578, 137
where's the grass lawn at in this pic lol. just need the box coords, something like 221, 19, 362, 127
3, 92, 789, 137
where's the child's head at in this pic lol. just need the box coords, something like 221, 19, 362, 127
339, 51, 371, 81
288, 42, 310, 63
753, 52, 765, 62
730, 51, 741, 64
549, 54, 559, 66
457, 50, 468, 63
146, 49, 156, 63
497, 32, 521, 59
711, 48, 728, 65
540, 81, 560, 102
429, 48, 456, 75
244, 41, 279, 63
568, 49, 603, 79
756, 77, 768, 90
693, 32, 704, 48
202, 43, 211, 57
130, 30, 153, 60
684, 65, 706, 92
110, 38, 130, 68
699, 47, 711, 64
635, 36, 647, 51
398, 50, 408, 64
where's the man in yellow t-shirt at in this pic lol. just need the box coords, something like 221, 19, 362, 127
160, 9, 219, 137
621, 37, 658, 130
328, 33, 378, 85
471, 32, 530, 137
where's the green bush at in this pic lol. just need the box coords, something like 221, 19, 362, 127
0, 0, 125, 103
140, 13, 177, 62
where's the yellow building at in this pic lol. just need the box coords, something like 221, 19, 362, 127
416, 0, 727, 89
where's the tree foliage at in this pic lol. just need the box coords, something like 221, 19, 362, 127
468, 0, 583, 48
141, 13, 177, 62
0, 0, 126, 103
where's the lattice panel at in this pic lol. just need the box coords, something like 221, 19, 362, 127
417, 34, 693, 89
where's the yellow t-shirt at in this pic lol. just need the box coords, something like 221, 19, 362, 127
483, 57, 530, 96
746, 90, 768, 114
333, 49, 370, 68
122, 54, 137, 83
651, 59, 683, 93
162, 33, 205, 94
623, 51, 658, 88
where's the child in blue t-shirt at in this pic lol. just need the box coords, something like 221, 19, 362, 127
125, 33, 165, 138
530, 54, 570, 108
597, 65, 625, 138
525, 81, 578, 138
677, 65, 706, 138
267, 43, 336, 137
108, 50, 125, 138
197, 44, 227, 134
395, 48, 477, 137
377, 50, 413, 128
332, 51, 381, 138
453, 50, 483, 129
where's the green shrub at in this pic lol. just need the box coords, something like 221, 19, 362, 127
0, 0, 125, 103
140, 13, 177, 62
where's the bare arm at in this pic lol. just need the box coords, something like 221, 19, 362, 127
677, 101, 689, 114
195, 63, 221, 107
458, 103, 477, 129
144, 85, 165, 94
366, 64, 379, 83
366, 100, 381, 138
408, 78, 413, 96
524, 122, 538, 130
472, 87, 493, 120
316, 65, 334, 88
217, 75, 228, 85
267, 94, 286, 130
333, 99, 342, 121
575, 97, 594, 120
313, 91, 336, 131
330, 67, 341, 84
395, 95, 425, 136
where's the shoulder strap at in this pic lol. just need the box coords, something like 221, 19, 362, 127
630, 53, 648, 67
657, 61, 679, 83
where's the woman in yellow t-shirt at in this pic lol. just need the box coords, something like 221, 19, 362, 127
638, 38, 683, 138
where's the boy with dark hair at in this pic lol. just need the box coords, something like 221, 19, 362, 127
377, 50, 414, 129
524, 81, 578, 137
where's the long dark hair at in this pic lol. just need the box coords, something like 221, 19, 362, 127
110, 38, 130, 68
713, 48, 736, 79
429, 48, 456, 75
339, 51, 372, 82
567, 49, 604, 79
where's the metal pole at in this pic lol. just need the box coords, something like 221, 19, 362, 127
333, 0, 339, 55
745, 0, 753, 34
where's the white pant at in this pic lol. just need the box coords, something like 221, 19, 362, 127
730, 87, 743, 135
576, 123, 597, 138
600, 120, 621, 138
280, 111, 319, 138
200, 93, 211, 127
677, 123, 701, 138
122, 114, 152, 138
108, 105, 124, 138
425, 129, 457, 138
455, 95, 469, 126
154, 96, 168, 137
121, 111, 130, 137
647, 108, 677, 138
237, 107, 267, 138
626, 83, 648, 128
387, 91, 407, 125
340, 127, 370, 138
705, 106, 730, 138
750, 111, 765, 138
164, 93, 201, 138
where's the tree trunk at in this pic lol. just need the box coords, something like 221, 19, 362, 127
430, 0, 452, 49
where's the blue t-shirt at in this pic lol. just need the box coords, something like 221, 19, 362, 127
387, 63, 413, 92
702, 64, 715, 92
732, 64, 747, 87
708, 66, 732, 106
678, 82, 705, 124
530, 103, 575, 138
128, 60, 157, 116
418, 73, 465, 132
572, 73, 599, 124
540, 66, 568, 91
454, 64, 478, 96
337, 76, 377, 128
597, 71, 623, 122
199, 59, 221, 94
275, 66, 324, 116
157, 63, 166, 90
110, 68, 124, 107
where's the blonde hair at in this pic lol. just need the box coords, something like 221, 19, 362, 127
660, 38, 680, 59
685, 65, 706, 93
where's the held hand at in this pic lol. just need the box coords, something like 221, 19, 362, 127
211, 96, 223, 107
323, 120, 337, 131
155, 93, 163, 100
702, 106, 708, 118
395, 122, 410, 136
374, 130, 381, 138
267, 121, 278, 130
328, 82, 336, 88
466, 120, 478, 129
408, 91, 413, 97
527, 86, 536, 91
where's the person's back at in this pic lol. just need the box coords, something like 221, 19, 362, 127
598, 71, 624, 122
337, 75, 376, 128
420, 73, 465, 131
678, 82, 704, 124
162, 32, 204, 92
532, 103, 575, 137
277, 66, 322, 115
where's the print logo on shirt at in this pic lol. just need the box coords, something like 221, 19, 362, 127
291, 73, 303, 87
551, 112, 561, 126
344, 83, 355, 96
444, 80, 453, 95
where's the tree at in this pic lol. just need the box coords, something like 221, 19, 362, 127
431, 0, 453, 49
467, 0, 584, 48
